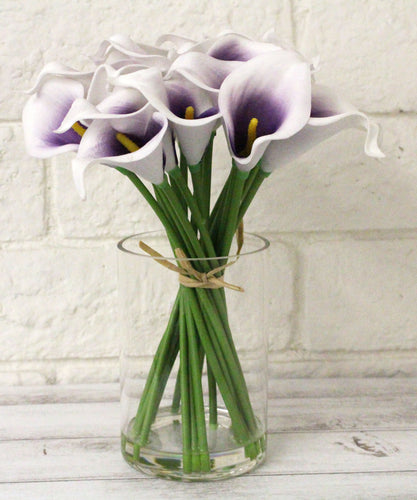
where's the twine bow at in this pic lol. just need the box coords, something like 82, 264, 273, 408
139, 223, 245, 292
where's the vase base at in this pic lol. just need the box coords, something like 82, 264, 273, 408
121, 407, 266, 481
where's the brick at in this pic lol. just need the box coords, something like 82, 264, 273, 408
245, 115, 417, 233
0, 246, 118, 360
0, 125, 45, 241
295, 0, 417, 112
301, 239, 417, 351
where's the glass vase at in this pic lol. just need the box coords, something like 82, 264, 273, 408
117, 230, 270, 481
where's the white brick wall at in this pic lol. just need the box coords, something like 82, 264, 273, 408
1, 0, 417, 384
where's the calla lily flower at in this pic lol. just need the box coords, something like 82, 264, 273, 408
22, 77, 85, 158
261, 84, 385, 173
218, 51, 312, 171
55, 83, 176, 196
110, 67, 221, 165
92, 34, 170, 73
69, 108, 169, 199
166, 52, 242, 93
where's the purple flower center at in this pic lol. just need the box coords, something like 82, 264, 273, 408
232, 94, 286, 156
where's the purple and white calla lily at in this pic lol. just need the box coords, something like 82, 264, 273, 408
261, 84, 384, 172
68, 108, 169, 199
218, 51, 312, 171
110, 67, 221, 166
22, 77, 85, 158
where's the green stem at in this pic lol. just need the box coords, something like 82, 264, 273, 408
183, 287, 251, 444
207, 362, 217, 427
116, 168, 184, 250
168, 168, 219, 264
156, 178, 209, 271
179, 293, 192, 473
208, 170, 233, 246
185, 296, 210, 471
218, 165, 249, 258
131, 295, 180, 439
238, 167, 270, 224
189, 163, 204, 219
171, 369, 181, 414
196, 288, 258, 436
201, 133, 214, 219
179, 152, 188, 211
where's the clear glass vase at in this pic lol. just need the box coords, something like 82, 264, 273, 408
117, 230, 270, 481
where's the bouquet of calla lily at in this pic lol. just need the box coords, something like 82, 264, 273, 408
22, 30, 383, 480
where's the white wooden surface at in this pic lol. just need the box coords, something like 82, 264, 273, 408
1, 379, 417, 499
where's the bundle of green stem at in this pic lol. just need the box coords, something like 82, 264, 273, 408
117, 135, 269, 473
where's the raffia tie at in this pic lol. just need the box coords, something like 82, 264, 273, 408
139, 223, 245, 293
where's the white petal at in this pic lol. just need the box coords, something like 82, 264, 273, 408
262, 109, 384, 173
308, 85, 385, 160
71, 158, 89, 200
173, 119, 218, 166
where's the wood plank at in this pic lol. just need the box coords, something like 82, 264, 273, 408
0, 384, 119, 406
0, 402, 119, 440
1, 431, 416, 483
269, 395, 417, 432
1, 472, 417, 500
268, 377, 417, 399
2, 393, 416, 442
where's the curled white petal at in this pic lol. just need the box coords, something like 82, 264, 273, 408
26, 62, 93, 94
262, 84, 384, 172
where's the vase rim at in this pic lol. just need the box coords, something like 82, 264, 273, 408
117, 230, 270, 262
